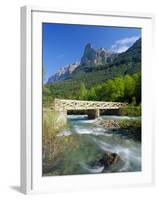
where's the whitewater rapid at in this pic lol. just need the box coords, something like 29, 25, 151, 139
56, 114, 141, 174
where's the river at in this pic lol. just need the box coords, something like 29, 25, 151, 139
47, 115, 141, 175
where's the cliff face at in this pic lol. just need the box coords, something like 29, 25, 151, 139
81, 43, 115, 65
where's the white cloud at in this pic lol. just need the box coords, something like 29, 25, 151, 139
111, 36, 140, 53
115, 46, 130, 53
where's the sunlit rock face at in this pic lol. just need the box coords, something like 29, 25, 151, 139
81, 43, 115, 65
47, 61, 79, 83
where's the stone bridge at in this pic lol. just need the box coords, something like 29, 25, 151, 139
52, 99, 127, 124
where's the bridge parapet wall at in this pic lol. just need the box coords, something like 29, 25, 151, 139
53, 98, 127, 111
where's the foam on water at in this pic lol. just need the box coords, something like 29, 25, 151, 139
102, 115, 141, 120
74, 125, 112, 136
57, 114, 141, 172
92, 138, 114, 152
80, 162, 104, 173
92, 138, 141, 171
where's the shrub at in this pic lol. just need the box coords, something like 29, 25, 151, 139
119, 104, 141, 116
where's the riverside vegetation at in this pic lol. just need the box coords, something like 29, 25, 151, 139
42, 38, 142, 175
43, 110, 78, 174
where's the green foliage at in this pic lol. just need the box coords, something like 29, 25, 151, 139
43, 110, 77, 174
42, 110, 65, 170
43, 72, 141, 106
119, 104, 141, 116
77, 73, 141, 104
87, 87, 97, 100
133, 73, 141, 104
42, 85, 54, 107
79, 82, 87, 100
119, 119, 141, 129
105, 77, 125, 101
124, 75, 136, 102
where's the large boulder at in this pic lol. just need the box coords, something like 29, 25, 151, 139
88, 152, 124, 172
99, 152, 122, 168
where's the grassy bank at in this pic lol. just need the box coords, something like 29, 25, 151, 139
42, 110, 75, 175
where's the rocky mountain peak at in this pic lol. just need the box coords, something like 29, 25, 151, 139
85, 43, 92, 50
47, 43, 117, 83
81, 43, 114, 65
81, 43, 97, 65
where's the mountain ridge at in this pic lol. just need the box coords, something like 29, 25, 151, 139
47, 43, 117, 83
44, 38, 141, 100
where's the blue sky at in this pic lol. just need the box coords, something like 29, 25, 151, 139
42, 23, 141, 81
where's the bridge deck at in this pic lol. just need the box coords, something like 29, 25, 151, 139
53, 98, 127, 111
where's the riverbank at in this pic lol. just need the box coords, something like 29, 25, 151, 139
95, 117, 141, 141
42, 110, 77, 174
119, 104, 141, 116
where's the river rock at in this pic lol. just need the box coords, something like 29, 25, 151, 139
88, 152, 124, 172
95, 119, 120, 129
99, 152, 123, 169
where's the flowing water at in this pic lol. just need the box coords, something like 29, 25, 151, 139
47, 115, 141, 176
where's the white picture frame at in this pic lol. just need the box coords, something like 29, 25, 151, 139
21, 6, 154, 194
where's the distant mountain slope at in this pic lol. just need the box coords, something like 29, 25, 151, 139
47, 62, 79, 83
103, 37, 141, 75
109, 38, 141, 68
46, 38, 141, 99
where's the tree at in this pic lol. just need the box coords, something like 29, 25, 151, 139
79, 82, 87, 100
87, 87, 97, 100
100, 77, 124, 101
43, 85, 53, 106
113, 77, 125, 101
103, 80, 117, 101
124, 75, 136, 102
94, 85, 103, 101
